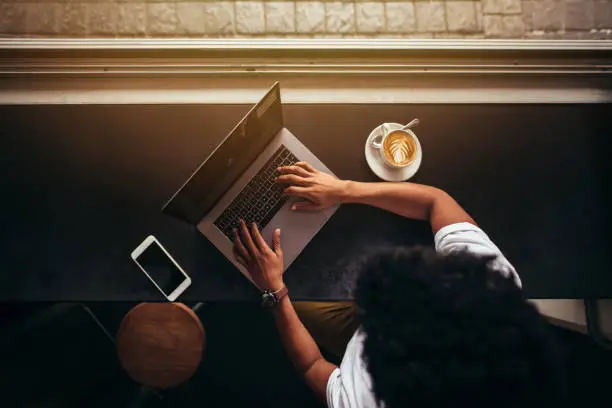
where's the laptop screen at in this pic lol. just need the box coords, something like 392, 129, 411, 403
163, 83, 284, 224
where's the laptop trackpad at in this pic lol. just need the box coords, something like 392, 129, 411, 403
261, 201, 336, 269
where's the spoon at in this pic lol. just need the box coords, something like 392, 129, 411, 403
400, 118, 420, 131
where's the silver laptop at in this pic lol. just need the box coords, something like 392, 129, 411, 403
163, 82, 339, 287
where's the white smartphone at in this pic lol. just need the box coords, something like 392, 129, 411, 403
130, 235, 191, 301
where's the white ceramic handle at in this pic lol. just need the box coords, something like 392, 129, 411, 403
371, 124, 389, 149
371, 136, 383, 149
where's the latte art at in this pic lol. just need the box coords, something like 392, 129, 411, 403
382, 131, 416, 166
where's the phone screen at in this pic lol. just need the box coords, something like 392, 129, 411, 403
136, 242, 186, 296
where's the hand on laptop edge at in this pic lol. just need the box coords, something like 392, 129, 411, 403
233, 219, 284, 291
276, 161, 350, 211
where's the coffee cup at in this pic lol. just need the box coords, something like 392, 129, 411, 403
371, 123, 419, 169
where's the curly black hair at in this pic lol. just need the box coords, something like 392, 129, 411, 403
354, 246, 564, 408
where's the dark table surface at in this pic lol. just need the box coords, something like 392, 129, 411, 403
1, 104, 611, 301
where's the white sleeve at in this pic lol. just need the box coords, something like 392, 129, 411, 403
326, 331, 378, 408
434, 222, 522, 288
326, 368, 349, 408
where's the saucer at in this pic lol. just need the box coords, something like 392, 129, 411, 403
365, 123, 422, 182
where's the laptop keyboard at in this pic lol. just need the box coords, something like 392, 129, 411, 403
214, 145, 298, 240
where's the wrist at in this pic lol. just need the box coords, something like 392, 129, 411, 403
337, 180, 361, 204
261, 280, 284, 292
262, 285, 289, 309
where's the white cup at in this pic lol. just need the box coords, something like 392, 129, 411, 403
371, 121, 420, 169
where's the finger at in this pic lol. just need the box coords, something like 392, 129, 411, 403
232, 228, 249, 260
239, 219, 259, 258
294, 161, 318, 173
276, 165, 311, 178
273, 228, 282, 256
291, 201, 321, 211
250, 222, 272, 254
275, 174, 310, 186
233, 247, 248, 267
284, 186, 311, 197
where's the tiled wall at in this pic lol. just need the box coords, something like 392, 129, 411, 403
1, 0, 611, 39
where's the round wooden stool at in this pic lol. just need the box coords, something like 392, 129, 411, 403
116, 303, 205, 389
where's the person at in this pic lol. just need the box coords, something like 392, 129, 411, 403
232, 162, 563, 408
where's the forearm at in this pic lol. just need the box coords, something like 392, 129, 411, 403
272, 296, 337, 401
273, 296, 324, 372
340, 181, 475, 233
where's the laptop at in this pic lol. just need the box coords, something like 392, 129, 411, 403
163, 82, 339, 287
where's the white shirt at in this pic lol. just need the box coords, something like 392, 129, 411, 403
326, 222, 521, 408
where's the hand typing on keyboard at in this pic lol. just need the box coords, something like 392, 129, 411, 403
214, 145, 298, 240
233, 220, 284, 291
275, 162, 349, 211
